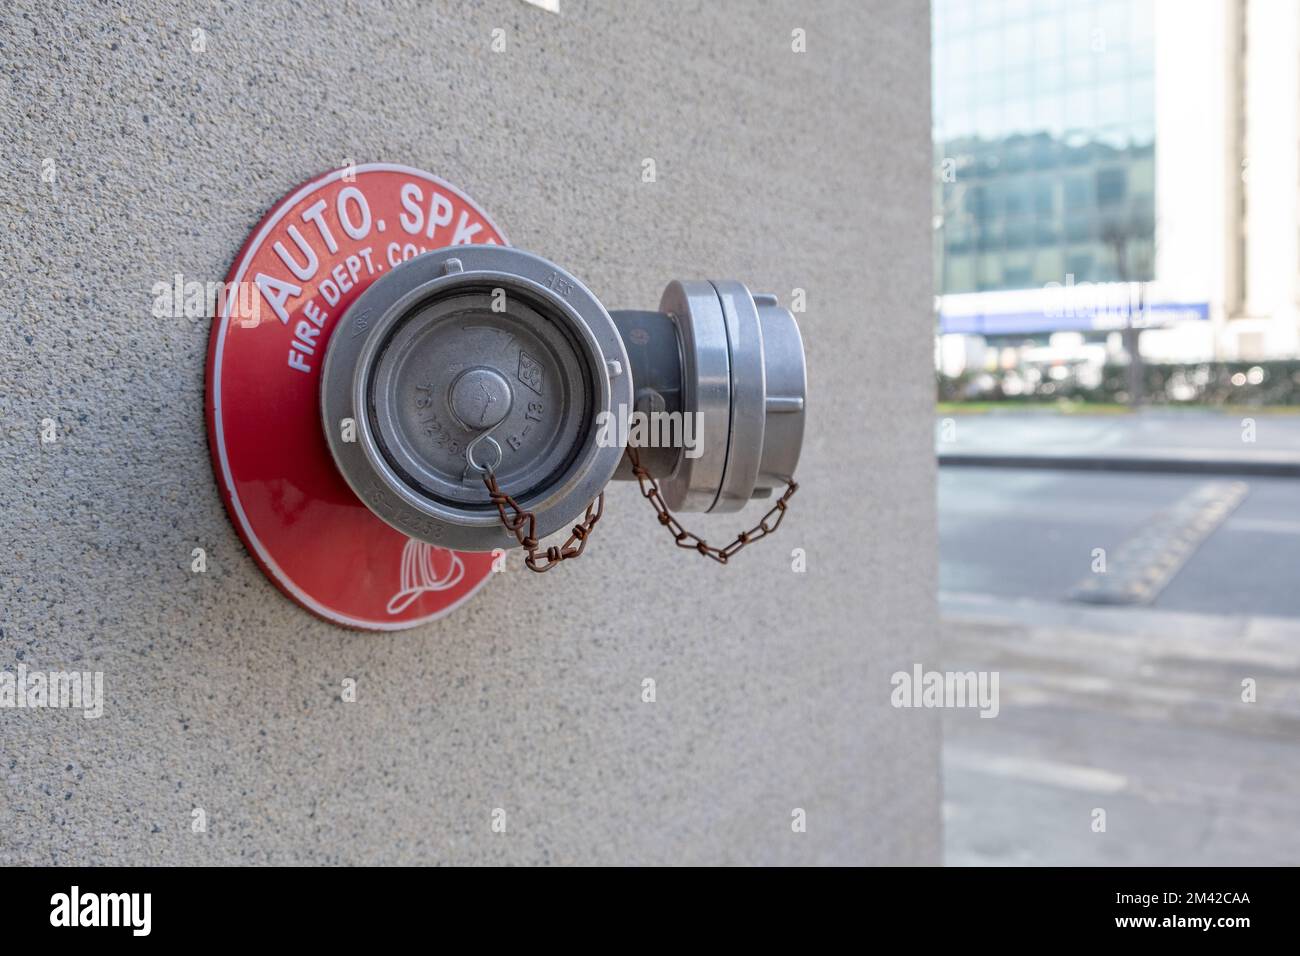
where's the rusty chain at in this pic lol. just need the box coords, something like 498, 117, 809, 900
483, 446, 797, 571
625, 445, 798, 564
482, 472, 604, 573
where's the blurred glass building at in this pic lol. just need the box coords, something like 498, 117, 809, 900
934, 0, 1300, 372
934, 0, 1155, 294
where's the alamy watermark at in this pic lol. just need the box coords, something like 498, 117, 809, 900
0, 664, 103, 719
1043, 274, 1151, 329
151, 274, 262, 326
50, 886, 150, 936
891, 664, 999, 718
596, 405, 703, 458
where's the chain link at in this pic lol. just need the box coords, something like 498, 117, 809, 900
483, 448, 797, 571
625, 445, 798, 564
482, 472, 604, 573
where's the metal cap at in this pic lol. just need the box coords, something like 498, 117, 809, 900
321, 246, 631, 551
610, 284, 806, 513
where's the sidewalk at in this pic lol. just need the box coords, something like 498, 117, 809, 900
941, 593, 1300, 866
936, 409, 1300, 476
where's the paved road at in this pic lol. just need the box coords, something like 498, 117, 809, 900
940, 467, 1300, 617
941, 596, 1300, 866
937, 412, 1300, 864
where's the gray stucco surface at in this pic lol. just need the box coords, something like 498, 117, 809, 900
0, 0, 938, 864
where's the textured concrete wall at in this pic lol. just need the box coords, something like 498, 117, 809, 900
0, 0, 938, 864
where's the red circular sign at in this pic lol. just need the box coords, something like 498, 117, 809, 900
205, 164, 506, 629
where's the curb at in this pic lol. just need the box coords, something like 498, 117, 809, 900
937, 452, 1300, 478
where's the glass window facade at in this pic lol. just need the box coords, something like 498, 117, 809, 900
933, 0, 1156, 294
